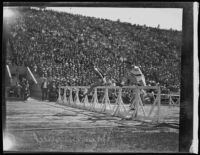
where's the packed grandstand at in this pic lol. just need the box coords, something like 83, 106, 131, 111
6, 7, 182, 94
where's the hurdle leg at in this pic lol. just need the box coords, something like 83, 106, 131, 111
138, 94, 146, 117
75, 88, 81, 107
69, 88, 74, 106
63, 87, 67, 104
112, 88, 127, 118
101, 88, 112, 113
148, 95, 158, 117
83, 88, 89, 109
90, 88, 99, 112
56, 87, 62, 104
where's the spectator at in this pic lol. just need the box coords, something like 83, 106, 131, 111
20, 78, 26, 100
48, 80, 57, 101
24, 80, 30, 101
16, 81, 22, 98
41, 78, 49, 101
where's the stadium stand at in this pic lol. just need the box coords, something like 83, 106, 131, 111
6, 7, 181, 97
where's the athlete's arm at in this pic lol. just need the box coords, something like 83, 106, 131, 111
93, 67, 104, 80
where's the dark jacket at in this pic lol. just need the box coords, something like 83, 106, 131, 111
41, 81, 49, 90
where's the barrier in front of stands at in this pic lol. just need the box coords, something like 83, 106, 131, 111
56, 85, 161, 122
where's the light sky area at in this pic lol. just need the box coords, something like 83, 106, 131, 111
47, 7, 183, 31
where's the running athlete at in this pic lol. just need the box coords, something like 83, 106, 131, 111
118, 61, 147, 110
82, 63, 107, 98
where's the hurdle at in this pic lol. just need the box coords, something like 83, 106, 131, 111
168, 93, 180, 107
111, 87, 128, 117
56, 85, 161, 122
100, 87, 112, 113
82, 88, 89, 109
90, 88, 99, 112
56, 87, 62, 104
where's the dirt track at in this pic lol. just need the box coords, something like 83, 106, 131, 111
4, 98, 179, 152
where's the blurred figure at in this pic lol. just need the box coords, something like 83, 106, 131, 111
41, 78, 48, 101
16, 82, 22, 98
20, 78, 30, 101
24, 80, 30, 101
48, 80, 57, 101
82, 63, 107, 98
20, 78, 26, 100
120, 62, 146, 87
117, 60, 147, 110
33, 64, 38, 73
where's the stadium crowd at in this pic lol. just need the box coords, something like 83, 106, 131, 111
7, 7, 181, 94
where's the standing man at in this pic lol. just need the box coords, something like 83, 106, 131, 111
16, 81, 22, 98
20, 78, 26, 100
24, 80, 30, 101
41, 78, 48, 101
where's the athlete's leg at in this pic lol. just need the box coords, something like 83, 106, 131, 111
83, 80, 103, 97
129, 93, 136, 110
140, 89, 147, 105
128, 89, 137, 110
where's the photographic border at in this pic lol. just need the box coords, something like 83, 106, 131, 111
2, 1, 195, 153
